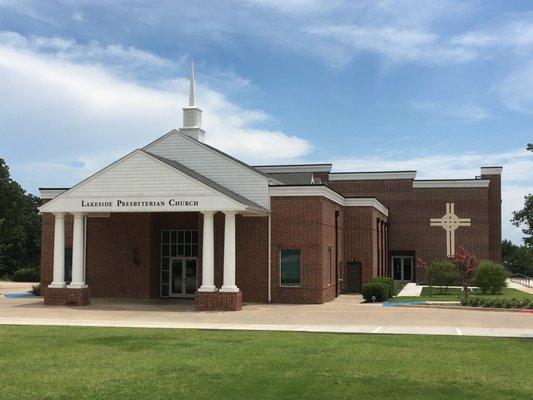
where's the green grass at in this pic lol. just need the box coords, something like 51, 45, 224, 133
391, 287, 533, 303
0, 326, 532, 399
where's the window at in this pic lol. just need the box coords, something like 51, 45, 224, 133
391, 256, 414, 281
328, 248, 332, 285
280, 249, 301, 286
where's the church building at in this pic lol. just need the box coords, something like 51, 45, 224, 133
39, 67, 502, 311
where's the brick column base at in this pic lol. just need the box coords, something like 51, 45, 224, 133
44, 287, 91, 306
195, 291, 242, 311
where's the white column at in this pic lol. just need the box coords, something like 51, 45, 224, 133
220, 211, 239, 292
68, 212, 87, 289
198, 211, 217, 292
49, 212, 66, 288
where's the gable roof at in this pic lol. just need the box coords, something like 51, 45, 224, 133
143, 150, 267, 211
39, 149, 268, 213
143, 129, 268, 179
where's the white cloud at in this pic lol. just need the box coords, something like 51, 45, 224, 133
331, 148, 533, 244
305, 25, 477, 65
0, 32, 311, 192
493, 61, 533, 114
410, 101, 490, 122
72, 12, 84, 22
0, 31, 176, 78
451, 20, 533, 51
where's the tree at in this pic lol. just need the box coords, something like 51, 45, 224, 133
512, 194, 533, 247
427, 260, 460, 294
502, 239, 533, 276
474, 260, 508, 295
0, 158, 41, 278
451, 246, 479, 299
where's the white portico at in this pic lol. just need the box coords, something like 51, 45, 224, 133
39, 64, 269, 310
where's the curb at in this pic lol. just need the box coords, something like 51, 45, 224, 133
392, 304, 532, 313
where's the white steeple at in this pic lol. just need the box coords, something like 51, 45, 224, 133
189, 60, 196, 106
180, 61, 205, 142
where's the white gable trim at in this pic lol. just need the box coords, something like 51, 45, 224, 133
39, 150, 252, 213
413, 179, 490, 188
480, 167, 503, 175
269, 185, 388, 216
329, 171, 417, 181
40, 188, 68, 199
255, 164, 332, 173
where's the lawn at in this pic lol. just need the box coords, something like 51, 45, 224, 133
0, 326, 532, 399
391, 287, 533, 303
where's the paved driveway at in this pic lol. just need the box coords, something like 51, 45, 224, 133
0, 294, 531, 338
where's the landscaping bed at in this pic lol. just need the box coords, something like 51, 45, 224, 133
390, 287, 533, 309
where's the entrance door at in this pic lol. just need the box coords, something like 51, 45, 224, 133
391, 256, 414, 281
170, 258, 197, 297
346, 262, 362, 293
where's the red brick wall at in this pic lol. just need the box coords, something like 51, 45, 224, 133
329, 179, 494, 278
270, 196, 345, 304
270, 196, 322, 303
342, 207, 383, 290
482, 172, 502, 262
236, 215, 269, 302
86, 213, 152, 299
321, 198, 344, 302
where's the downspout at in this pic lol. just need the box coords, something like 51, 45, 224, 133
268, 212, 272, 303
83, 214, 87, 283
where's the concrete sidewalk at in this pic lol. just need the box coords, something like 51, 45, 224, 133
0, 295, 531, 338
507, 279, 533, 294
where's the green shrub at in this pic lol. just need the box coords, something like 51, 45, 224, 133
463, 297, 531, 309
474, 260, 509, 294
369, 277, 395, 298
427, 260, 460, 294
362, 282, 390, 302
12, 268, 40, 282
31, 284, 41, 296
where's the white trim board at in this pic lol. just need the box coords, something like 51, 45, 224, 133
255, 164, 332, 173
480, 167, 503, 175
268, 186, 388, 216
413, 180, 490, 188
329, 171, 417, 181
39, 189, 68, 199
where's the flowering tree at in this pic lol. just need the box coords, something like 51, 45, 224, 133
451, 246, 479, 299
416, 258, 431, 296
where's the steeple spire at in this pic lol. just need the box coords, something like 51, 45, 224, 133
180, 60, 205, 142
189, 60, 196, 106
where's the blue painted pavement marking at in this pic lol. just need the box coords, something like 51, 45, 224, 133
3, 292, 38, 299
383, 301, 426, 307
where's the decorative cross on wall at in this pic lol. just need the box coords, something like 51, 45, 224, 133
430, 203, 471, 257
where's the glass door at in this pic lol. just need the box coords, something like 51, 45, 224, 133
184, 259, 197, 295
170, 258, 184, 296
391, 256, 414, 281
170, 258, 197, 297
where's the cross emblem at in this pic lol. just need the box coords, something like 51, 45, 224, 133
430, 203, 471, 257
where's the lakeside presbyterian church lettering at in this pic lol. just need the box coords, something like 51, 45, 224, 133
81, 199, 199, 208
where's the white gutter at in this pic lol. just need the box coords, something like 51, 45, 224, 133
413, 180, 489, 188
269, 186, 389, 217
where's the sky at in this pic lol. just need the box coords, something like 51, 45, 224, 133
1, 0, 532, 243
